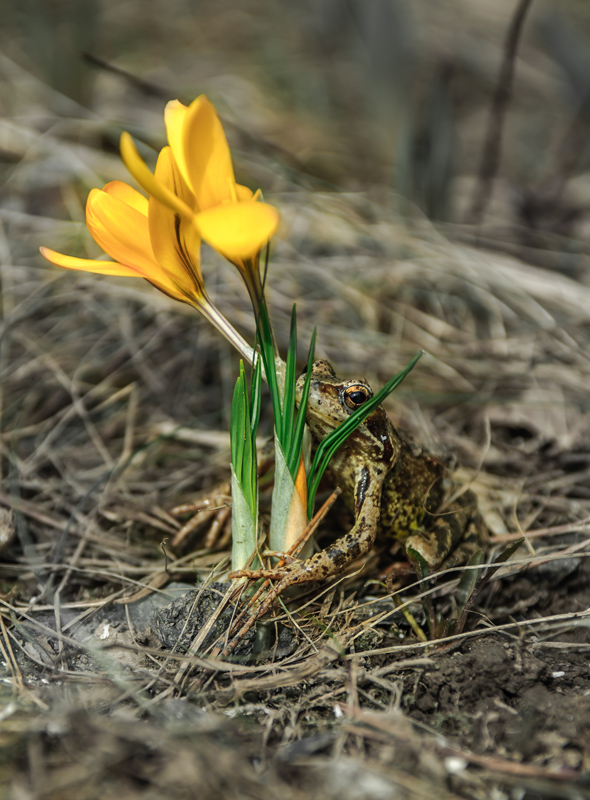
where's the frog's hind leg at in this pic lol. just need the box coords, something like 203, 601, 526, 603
405, 490, 485, 571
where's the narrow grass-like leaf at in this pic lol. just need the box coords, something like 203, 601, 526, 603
406, 547, 430, 580
247, 357, 262, 507
489, 537, 525, 565
281, 305, 298, 454
230, 359, 261, 570
256, 300, 282, 426
307, 351, 423, 516
230, 364, 246, 478
288, 327, 316, 477
455, 548, 485, 614
256, 299, 315, 482
453, 536, 525, 633
405, 547, 437, 636
241, 363, 252, 506
230, 382, 239, 469
250, 356, 262, 437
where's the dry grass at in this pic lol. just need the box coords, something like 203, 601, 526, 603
2, 1, 590, 798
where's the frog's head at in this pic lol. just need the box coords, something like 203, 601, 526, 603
296, 359, 400, 471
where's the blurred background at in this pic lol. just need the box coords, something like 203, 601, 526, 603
2, 0, 590, 516
4, 0, 590, 249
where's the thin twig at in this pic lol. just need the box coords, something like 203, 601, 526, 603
467, 0, 535, 223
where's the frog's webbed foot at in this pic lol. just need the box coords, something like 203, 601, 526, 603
228, 559, 301, 585
229, 558, 310, 607
228, 538, 353, 608
220, 559, 321, 659
405, 489, 486, 572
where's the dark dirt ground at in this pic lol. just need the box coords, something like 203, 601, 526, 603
3, 1, 590, 798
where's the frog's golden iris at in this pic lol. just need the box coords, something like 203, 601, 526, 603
342, 384, 372, 411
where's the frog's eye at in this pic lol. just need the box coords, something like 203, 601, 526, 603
343, 384, 372, 410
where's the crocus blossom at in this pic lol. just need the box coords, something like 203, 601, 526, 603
40, 147, 254, 361
122, 95, 279, 310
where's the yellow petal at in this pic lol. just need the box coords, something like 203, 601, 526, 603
295, 453, 308, 509
236, 183, 254, 201
120, 132, 194, 219
164, 100, 190, 189
39, 246, 189, 303
86, 190, 193, 302
39, 247, 141, 277
182, 96, 235, 210
85, 188, 159, 274
149, 148, 203, 298
102, 181, 149, 216
196, 201, 280, 260
154, 146, 196, 210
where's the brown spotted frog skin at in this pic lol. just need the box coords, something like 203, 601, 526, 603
300, 360, 484, 576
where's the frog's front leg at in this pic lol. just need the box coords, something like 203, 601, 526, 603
404, 489, 485, 571
281, 489, 383, 586
230, 469, 384, 607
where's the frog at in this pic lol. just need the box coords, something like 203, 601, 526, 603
230, 359, 485, 598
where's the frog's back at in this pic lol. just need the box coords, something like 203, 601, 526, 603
379, 441, 446, 541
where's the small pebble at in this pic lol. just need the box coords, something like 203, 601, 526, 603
444, 756, 467, 774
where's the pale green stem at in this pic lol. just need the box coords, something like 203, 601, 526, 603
192, 294, 256, 365
235, 255, 280, 357
193, 294, 286, 386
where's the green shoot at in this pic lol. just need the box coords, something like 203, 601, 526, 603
256, 300, 316, 482
230, 358, 262, 571
453, 537, 524, 634
287, 319, 316, 479
256, 299, 282, 429
254, 300, 317, 556
231, 298, 317, 565
455, 549, 486, 616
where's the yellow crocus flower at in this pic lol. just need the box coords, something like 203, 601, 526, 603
40, 147, 255, 361
121, 95, 279, 311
